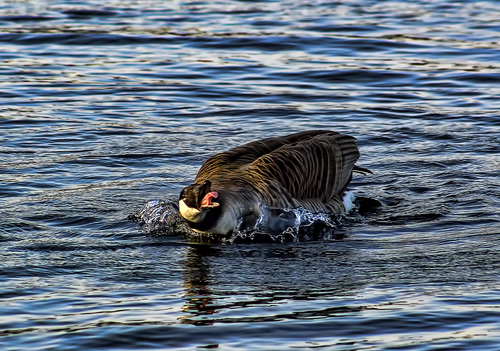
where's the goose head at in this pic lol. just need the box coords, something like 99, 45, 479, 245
178, 180, 220, 225
179, 180, 262, 235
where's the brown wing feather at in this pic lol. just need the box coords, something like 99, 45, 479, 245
194, 130, 362, 212
195, 130, 337, 182
246, 132, 360, 207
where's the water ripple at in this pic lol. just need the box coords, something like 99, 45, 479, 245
1, 0, 500, 350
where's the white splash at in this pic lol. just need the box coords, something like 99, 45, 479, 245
134, 194, 359, 242
228, 202, 346, 242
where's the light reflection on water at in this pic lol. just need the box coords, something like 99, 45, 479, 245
1, 0, 500, 350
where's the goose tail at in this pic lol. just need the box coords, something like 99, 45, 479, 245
353, 165, 373, 175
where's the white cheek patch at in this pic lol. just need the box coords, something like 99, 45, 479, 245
179, 199, 206, 223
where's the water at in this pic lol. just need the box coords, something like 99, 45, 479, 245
1, 0, 499, 349
132, 192, 358, 242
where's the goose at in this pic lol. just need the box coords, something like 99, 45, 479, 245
178, 130, 370, 236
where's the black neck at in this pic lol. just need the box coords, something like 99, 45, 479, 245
185, 205, 222, 233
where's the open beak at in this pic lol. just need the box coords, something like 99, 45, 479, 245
200, 191, 219, 209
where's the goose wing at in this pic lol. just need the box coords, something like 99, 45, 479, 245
195, 130, 339, 182
194, 130, 362, 212
246, 131, 360, 208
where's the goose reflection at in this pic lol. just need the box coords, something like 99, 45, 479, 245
178, 245, 218, 325
178, 243, 369, 326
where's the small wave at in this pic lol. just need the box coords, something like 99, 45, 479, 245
61, 9, 118, 18
0, 33, 426, 54
448, 72, 500, 84
0, 15, 59, 22
0, 33, 179, 46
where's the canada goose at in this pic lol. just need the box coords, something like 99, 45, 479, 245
178, 130, 370, 235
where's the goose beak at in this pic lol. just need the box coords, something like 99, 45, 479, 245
200, 191, 219, 209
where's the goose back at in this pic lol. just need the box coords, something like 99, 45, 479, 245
194, 130, 361, 213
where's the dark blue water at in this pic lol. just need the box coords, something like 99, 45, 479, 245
1, 1, 500, 350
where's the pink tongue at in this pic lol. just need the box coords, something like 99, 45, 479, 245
201, 191, 218, 206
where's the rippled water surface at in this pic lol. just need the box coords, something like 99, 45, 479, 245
1, 0, 500, 350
